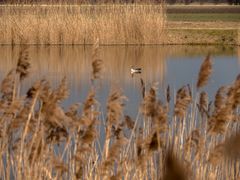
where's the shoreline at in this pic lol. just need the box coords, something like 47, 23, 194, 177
165, 28, 240, 46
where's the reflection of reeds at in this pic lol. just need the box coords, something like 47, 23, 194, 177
0, 46, 167, 88
0, 5, 165, 45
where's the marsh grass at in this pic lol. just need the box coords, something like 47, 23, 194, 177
0, 44, 239, 179
0, 5, 165, 45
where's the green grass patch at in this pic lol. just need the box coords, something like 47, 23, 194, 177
167, 13, 240, 22
166, 28, 239, 45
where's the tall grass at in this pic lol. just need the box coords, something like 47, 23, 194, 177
0, 4, 165, 45
0, 43, 239, 179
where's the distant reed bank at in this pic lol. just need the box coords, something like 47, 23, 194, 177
0, 5, 165, 45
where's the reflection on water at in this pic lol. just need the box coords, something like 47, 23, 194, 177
0, 45, 239, 117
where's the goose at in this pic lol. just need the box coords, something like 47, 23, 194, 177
131, 66, 142, 74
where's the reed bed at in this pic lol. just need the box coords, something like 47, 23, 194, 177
0, 4, 165, 45
0, 43, 240, 180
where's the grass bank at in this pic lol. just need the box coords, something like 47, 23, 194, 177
166, 5, 240, 45
167, 13, 240, 22
165, 28, 240, 45
0, 5, 165, 45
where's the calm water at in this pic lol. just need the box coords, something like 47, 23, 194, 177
0, 45, 239, 117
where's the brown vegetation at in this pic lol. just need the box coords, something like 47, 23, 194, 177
0, 5, 165, 45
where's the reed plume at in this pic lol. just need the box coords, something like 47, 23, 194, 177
208, 85, 234, 135
174, 85, 192, 119
214, 86, 226, 111
198, 91, 209, 117
141, 83, 158, 118
106, 89, 127, 128
196, 54, 212, 89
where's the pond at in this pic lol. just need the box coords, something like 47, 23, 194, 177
0, 45, 239, 118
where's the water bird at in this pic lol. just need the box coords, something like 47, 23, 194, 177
131, 66, 142, 74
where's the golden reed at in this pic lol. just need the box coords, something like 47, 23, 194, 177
0, 5, 165, 45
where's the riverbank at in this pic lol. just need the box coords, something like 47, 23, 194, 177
0, 5, 239, 45
165, 5, 240, 45
165, 22, 240, 45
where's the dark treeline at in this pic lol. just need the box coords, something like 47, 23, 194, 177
0, 0, 239, 4
166, 0, 239, 4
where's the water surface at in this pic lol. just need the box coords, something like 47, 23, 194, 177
0, 45, 239, 117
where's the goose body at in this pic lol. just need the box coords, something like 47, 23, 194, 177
131, 67, 142, 74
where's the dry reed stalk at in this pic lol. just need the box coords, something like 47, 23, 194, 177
74, 90, 100, 178
101, 136, 127, 178
196, 54, 212, 89
153, 100, 168, 134
104, 89, 127, 160
18, 83, 41, 177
